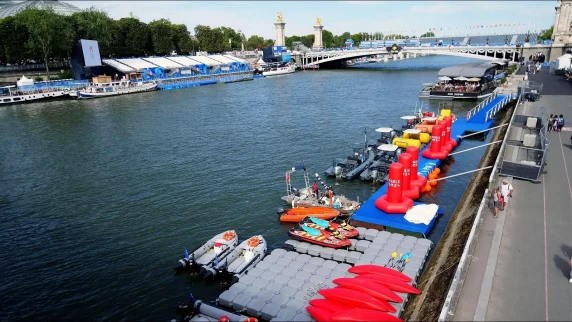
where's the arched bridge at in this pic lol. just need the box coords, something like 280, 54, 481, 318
298, 45, 548, 67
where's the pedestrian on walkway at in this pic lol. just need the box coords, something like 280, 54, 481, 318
500, 179, 513, 210
548, 114, 554, 132
493, 187, 501, 218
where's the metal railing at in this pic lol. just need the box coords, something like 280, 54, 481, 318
438, 90, 520, 322
466, 92, 498, 120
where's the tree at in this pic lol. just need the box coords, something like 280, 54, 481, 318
350, 33, 363, 46
16, 8, 74, 80
172, 24, 192, 54
214, 26, 242, 51
0, 16, 30, 64
148, 19, 175, 55
322, 29, 334, 48
114, 17, 152, 57
538, 26, 553, 42
245, 34, 266, 50
420, 31, 435, 38
70, 8, 116, 57
195, 25, 225, 53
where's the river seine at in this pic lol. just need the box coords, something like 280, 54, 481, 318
0, 55, 494, 320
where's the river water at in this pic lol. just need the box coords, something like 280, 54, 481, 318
0, 55, 494, 321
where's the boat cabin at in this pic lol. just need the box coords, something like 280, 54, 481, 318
426, 61, 506, 99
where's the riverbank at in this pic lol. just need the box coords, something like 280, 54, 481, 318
401, 70, 521, 321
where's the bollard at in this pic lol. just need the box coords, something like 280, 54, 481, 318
399, 153, 420, 200
375, 162, 414, 214
422, 124, 449, 160
406, 146, 427, 188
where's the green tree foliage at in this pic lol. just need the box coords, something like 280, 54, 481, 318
70, 8, 116, 56
114, 17, 152, 57
148, 18, 175, 55
538, 26, 553, 42
0, 16, 30, 64
420, 31, 435, 38
172, 24, 192, 54
195, 25, 225, 53
15, 8, 74, 80
245, 34, 266, 50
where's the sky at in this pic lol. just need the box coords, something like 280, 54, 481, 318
69, 1, 556, 39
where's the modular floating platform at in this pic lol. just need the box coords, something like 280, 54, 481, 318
351, 94, 515, 237
217, 228, 432, 321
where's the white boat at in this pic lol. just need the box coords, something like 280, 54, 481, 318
174, 230, 239, 272
202, 235, 267, 283
73, 76, 157, 99
0, 85, 70, 105
262, 63, 296, 77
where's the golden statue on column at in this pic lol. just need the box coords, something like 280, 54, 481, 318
316, 17, 322, 26
276, 12, 283, 23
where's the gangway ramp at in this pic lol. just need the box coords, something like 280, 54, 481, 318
116, 58, 159, 71
142, 57, 185, 69
102, 59, 136, 73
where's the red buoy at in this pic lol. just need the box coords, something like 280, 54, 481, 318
405, 146, 427, 188
444, 116, 457, 148
398, 153, 419, 200
439, 120, 452, 153
422, 124, 449, 160
375, 163, 414, 214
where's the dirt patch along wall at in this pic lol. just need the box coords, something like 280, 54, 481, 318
401, 101, 516, 321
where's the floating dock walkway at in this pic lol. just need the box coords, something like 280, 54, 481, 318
217, 228, 432, 321
351, 93, 516, 237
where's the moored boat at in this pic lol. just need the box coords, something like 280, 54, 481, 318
74, 76, 157, 99
262, 62, 296, 77
299, 216, 359, 238
279, 206, 340, 222
174, 230, 239, 272
203, 235, 267, 284
288, 224, 351, 248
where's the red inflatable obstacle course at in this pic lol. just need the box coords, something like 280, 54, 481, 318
374, 162, 414, 214
306, 306, 334, 322
397, 153, 419, 200
439, 120, 452, 153
444, 116, 457, 148
405, 146, 427, 189
422, 124, 449, 160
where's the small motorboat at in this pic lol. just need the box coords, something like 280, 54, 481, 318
288, 225, 351, 248
360, 144, 400, 182
204, 235, 267, 285
174, 230, 239, 272
299, 216, 359, 239
324, 145, 366, 178
281, 166, 360, 212
280, 206, 340, 222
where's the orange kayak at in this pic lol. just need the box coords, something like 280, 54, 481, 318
280, 207, 340, 222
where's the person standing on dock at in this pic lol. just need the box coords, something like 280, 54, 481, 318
312, 181, 320, 198
500, 180, 513, 210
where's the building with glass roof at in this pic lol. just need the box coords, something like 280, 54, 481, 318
0, 0, 82, 19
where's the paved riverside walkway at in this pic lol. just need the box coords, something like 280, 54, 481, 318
453, 68, 572, 321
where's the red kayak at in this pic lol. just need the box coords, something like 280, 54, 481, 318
330, 308, 403, 322
318, 288, 393, 312
308, 299, 352, 313
306, 306, 332, 322
333, 277, 402, 304
356, 274, 420, 295
348, 264, 412, 282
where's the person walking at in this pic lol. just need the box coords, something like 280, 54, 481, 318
548, 114, 554, 132
500, 179, 513, 210
493, 187, 501, 218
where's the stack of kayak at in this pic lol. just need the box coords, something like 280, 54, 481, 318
306, 264, 420, 322
288, 216, 358, 248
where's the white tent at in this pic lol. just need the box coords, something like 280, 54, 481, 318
16, 75, 34, 87
556, 54, 572, 70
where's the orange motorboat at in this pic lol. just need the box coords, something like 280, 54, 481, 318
280, 206, 340, 222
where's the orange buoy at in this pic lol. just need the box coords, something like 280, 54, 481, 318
429, 180, 437, 186
428, 174, 436, 180
223, 231, 235, 241
425, 184, 432, 191
434, 168, 441, 174
420, 185, 426, 193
